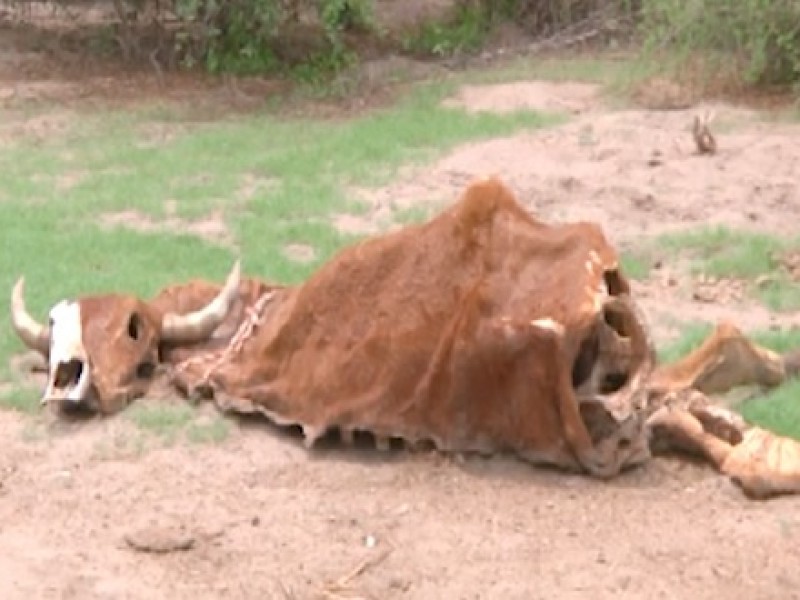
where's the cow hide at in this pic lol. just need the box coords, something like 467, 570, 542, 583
168, 177, 654, 478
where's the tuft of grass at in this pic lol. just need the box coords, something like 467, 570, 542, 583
739, 379, 800, 440
620, 252, 652, 281
657, 226, 788, 279
186, 416, 231, 445
755, 277, 800, 312
749, 328, 800, 354
0, 385, 42, 415
126, 403, 194, 443
126, 401, 232, 445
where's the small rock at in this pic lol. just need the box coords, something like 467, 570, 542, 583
124, 526, 195, 554
692, 289, 715, 303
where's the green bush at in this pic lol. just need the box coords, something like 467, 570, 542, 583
639, 0, 800, 87
403, 2, 494, 57
401, 0, 639, 59
153, 0, 372, 75
174, 0, 282, 74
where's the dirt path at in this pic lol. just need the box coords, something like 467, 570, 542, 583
4, 74, 800, 598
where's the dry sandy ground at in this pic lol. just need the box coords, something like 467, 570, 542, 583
4, 79, 800, 599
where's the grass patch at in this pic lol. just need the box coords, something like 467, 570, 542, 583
187, 416, 231, 445
126, 403, 194, 443
126, 401, 232, 445
739, 380, 800, 439
0, 80, 558, 369
620, 251, 652, 281
749, 329, 800, 354
0, 384, 41, 415
755, 278, 800, 313
658, 226, 787, 279
640, 226, 800, 311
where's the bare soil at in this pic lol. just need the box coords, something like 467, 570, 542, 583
4, 19, 800, 600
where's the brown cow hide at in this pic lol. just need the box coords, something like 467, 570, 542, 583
165, 177, 654, 478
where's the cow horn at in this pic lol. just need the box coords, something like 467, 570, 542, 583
161, 260, 242, 342
10, 277, 50, 355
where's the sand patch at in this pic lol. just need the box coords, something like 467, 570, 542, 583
356, 101, 799, 243
282, 243, 316, 264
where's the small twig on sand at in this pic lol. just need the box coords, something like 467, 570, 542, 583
692, 111, 717, 155
321, 547, 393, 599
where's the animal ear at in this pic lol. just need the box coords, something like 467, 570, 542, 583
127, 312, 143, 341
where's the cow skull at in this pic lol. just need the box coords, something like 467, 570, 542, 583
10, 261, 241, 412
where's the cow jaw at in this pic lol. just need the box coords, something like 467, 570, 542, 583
42, 300, 95, 409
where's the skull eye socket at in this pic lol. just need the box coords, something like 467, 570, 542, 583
127, 312, 143, 341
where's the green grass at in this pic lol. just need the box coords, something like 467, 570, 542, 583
755, 278, 800, 313
658, 226, 788, 279
620, 252, 652, 281
126, 401, 232, 446
0, 82, 559, 373
739, 379, 800, 439
0, 385, 41, 415
126, 403, 195, 443
186, 416, 231, 444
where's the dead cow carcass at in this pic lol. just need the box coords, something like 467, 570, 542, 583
11, 177, 800, 497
